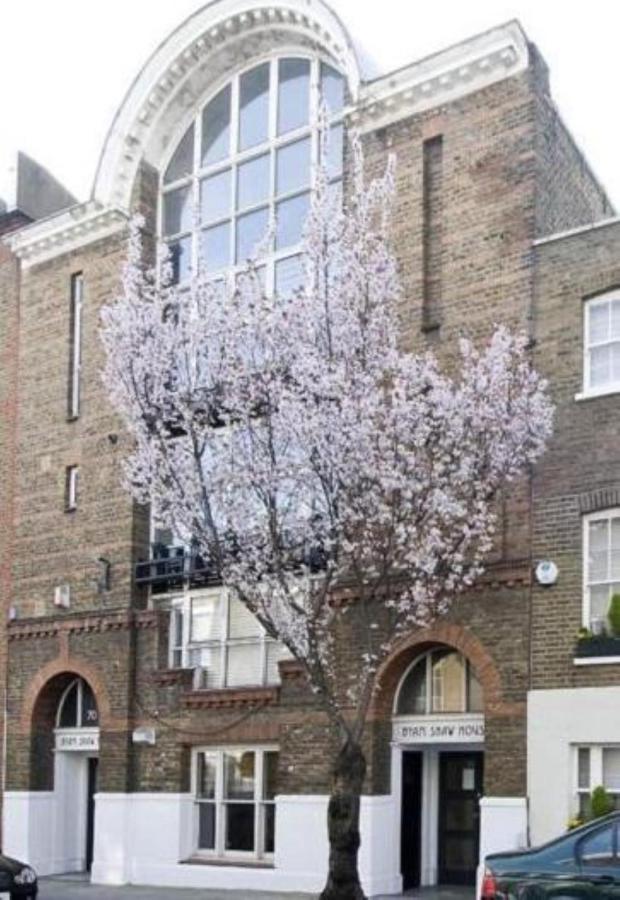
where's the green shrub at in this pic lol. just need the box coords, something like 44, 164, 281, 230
591, 785, 615, 818
609, 594, 620, 637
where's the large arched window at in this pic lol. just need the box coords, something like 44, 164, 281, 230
56, 678, 99, 729
395, 649, 483, 716
161, 56, 345, 292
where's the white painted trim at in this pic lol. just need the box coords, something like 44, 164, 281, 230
574, 656, 620, 666
533, 215, 620, 247
575, 386, 620, 401
352, 20, 528, 135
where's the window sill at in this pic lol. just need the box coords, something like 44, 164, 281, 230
181, 856, 274, 869
575, 386, 620, 402
574, 656, 620, 666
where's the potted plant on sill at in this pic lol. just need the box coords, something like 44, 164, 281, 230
575, 595, 620, 657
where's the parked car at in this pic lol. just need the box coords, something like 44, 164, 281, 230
482, 813, 620, 899
0, 853, 37, 898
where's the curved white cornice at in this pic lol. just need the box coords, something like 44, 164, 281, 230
92, 0, 362, 212
353, 21, 529, 134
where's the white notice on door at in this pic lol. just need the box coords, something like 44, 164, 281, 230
462, 766, 475, 791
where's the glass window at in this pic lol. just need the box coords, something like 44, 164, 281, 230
276, 138, 311, 196
275, 255, 304, 299
237, 153, 270, 211
432, 650, 465, 713
239, 63, 270, 151
585, 295, 620, 394
278, 58, 310, 135
160, 57, 345, 292
68, 273, 83, 419
396, 650, 483, 716
579, 824, 616, 867
81, 683, 99, 727
194, 748, 277, 858
58, 681, 79, 728
202, 85, 231, 166
164, 124, 195, 184
585, 511, 620, 631
276, 191, 310, 250
200, 169, 231, 223
575, 746, 620, 818
57, 678, 98, 730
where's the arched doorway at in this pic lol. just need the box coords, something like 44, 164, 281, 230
54, 678, 100, 871
394, 647, 485, 889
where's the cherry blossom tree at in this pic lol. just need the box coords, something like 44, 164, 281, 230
101, 134, 552, 900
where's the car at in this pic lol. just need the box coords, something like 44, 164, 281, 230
482, 812, 620, 899
0, 853, 37, 899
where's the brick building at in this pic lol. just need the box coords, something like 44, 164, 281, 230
1, 1, 619, 895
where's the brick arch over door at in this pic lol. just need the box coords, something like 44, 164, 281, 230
370, 622, 507, 720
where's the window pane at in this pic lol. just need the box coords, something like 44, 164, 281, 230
225, 803, 255, 852
201, 221, 231, 272
432, 650, 465, 713
590, 345, 611, 388
197, 752, 217, 799
612, 343, 620, 384
266, 641, 290, 683
224, 751, 255, 799
228, 596, 262, 639
168, 237, 192, 284
278, 58, 310, 135
580, 824, 615, 866
81, 683, 99, 727
263, 803, 275, 854
188, 644, 223, 688
276, 192, 310, 250
239, 63, 270, 151
590, 301, 610, 344
589, 520, 609, 581
237, 153, 270, 210
397, 659, 427, 715
163, 185, 192, 236
264, 752, 279, 800
578, 747, 591, 790
191, 594, 222, 642
200, 169, 231, 223
59, 681, 79, 728
590, 585, 611, 628
236, 206, 269, 263
202, 85, 231, 166
275, 255, 304, 300
467, 664, 483, 713
604, 749, 620, 791
276, 138, 311, 196
164, 124, 195, 184
198, 803, 216, 850
320, 63, 345, 114
226, 642, 263, 687
612, 300, 620, 340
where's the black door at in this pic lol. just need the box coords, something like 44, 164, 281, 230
85, 758, 99, 871
438, 752, 483, 886
401, 751, 423, 889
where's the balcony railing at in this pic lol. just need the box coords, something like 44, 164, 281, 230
135, 544, 221, 594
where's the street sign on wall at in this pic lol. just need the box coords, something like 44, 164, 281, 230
55, 729, 100, 752
392, 714, 485, 745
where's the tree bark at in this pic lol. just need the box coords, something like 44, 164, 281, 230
320, 738, 367, 900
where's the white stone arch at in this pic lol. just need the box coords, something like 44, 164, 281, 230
93, 0, 364, 211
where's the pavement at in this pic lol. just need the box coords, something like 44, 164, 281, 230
37, 875, 473, 900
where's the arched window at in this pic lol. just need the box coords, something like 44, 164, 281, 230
161, 56, 345, 292
395, 649, 483, 716
56, 678, 99, 729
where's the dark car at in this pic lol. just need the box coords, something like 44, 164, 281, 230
0, 853, 37, 898
482, 813, 620, 899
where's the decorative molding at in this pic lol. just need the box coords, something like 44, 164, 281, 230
8, 608, 162, 642
3, 200, 128, 269
182, 686, 279, 709
578, 487, 620, 515
351, 20, 529, 135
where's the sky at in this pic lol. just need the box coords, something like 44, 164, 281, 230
1, 0, 619, 208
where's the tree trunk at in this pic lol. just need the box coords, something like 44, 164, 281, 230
320, 738, 367, 900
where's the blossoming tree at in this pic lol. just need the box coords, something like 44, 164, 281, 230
101, 135, 553, 900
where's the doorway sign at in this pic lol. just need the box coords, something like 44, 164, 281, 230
55, 728, 100, 752
393, 714, 484, 745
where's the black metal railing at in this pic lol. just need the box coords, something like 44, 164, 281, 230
135, 544, 221, 594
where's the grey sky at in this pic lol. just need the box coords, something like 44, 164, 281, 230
1, 0, 618, 208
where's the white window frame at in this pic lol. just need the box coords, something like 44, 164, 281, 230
159, 53, 344, 294
579, 291, 620, 399
192, 746, 278, 862
575, 745, 620, 814
393, 649, 483, 716
582, 508, 620, 629
55, 677, 99, 729
68, 272, 83, 419
65, 465, 79, 512
166, 587, 287, 687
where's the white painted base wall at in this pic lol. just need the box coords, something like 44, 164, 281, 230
528, 686, 620, 845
